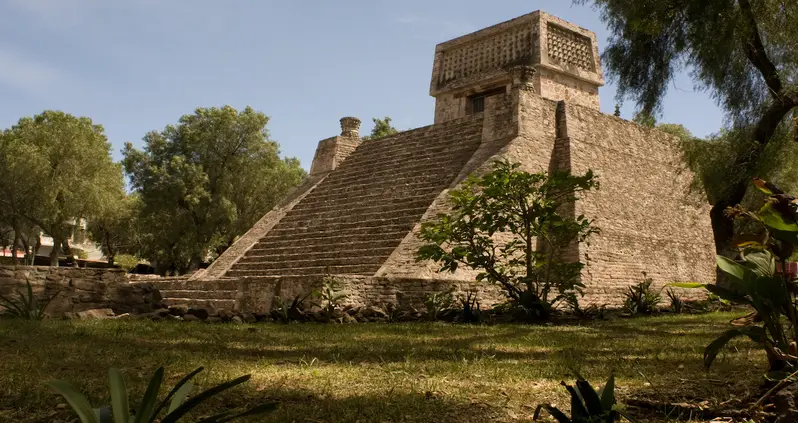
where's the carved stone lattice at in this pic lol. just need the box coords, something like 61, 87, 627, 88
546, 23, 594, 71
439, 26, 535, 84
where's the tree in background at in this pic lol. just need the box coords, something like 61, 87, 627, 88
123, 106, 306, 275
87, 194, 143, 265
362, 116, 399, 140
0, 111, 123, 266
576, 0, 798, 256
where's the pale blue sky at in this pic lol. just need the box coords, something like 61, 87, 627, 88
0, 0, 724, 169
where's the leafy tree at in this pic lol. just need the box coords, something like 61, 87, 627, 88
632, 111, 656, 128
0, 111, 123, 266
416, 160, 599, 320
87, 194, 143, 265
123, 106, 306, 274
576, 0, 798, 255
363, 116, 399, 140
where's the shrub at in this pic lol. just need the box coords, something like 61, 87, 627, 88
114, 254, 140, 272
565, 295, 606, 320
271, 293, 312, 324
533, 374, 633, 422
622, 273, 661, 316
666, 289, 684, 314
417, 160, 599, 321
48, 366, 277, 423
458, 291, 481, 323
0, 279, 58, 320
312, 276, 348, 322
671, 178, 798, 373
424, 291, 453, 321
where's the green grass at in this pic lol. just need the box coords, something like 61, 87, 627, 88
0, 314, 765, 422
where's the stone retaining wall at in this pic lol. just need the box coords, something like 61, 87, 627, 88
0, 266, 162, 317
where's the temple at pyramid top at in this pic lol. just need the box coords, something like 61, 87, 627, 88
430, 11, 605, 123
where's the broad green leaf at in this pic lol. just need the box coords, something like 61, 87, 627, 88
108, 368, 129, 423
47, 380, 100, 423
533, 404, 572, 423
150, 367, 202, 421
665, 282, 706, 289
741, 250, 775, 277
703, 328, 763, 369
760, 202, 798, 232
168, 382, 193, 413
161, 375, 251, 423
132, 368, 163, 423
600, 375, 615, 412
716, 256, 750, 283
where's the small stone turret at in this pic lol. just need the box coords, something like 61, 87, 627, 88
309, 116, 363, 177
340, 117, 361, 138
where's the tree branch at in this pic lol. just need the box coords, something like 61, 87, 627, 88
738, 0, 782, 96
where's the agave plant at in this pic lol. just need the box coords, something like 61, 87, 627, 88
47, 366, 277, 423
670, 178, 798, 374
0, 279, 59, 320
533, 374, 634, 423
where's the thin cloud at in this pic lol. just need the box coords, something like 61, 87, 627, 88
0, 47, 69, 101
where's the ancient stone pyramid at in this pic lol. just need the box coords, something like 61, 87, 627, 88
157, 11, 716, 312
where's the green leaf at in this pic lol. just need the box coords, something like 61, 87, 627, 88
533, 404, 572, 423
599, 375, 615, 412
563, 383, 589, 419
47, 380, 100, 423
168, 382, 193, 413
575, 378, 603, 415
716, 256, 750, 283
742, 250, 776, 277
760, 202, 798, 232
150, 367, 202, 422
108, 368, 130, 423
160, 375, 251, 423
132, 368, 162, 423
704, 328, 764, 369
665, 282, 706, 289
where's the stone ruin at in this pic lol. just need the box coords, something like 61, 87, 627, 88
144, 11, 716, 313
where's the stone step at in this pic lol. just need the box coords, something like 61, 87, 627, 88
134, 279, 238, 291
226, 264, 379, 278
246, 239, 401, 256
278, 206, 430, 227
338, 142, 481, 173
253, 231, 410, 249
294, 184, 441, 206
159, 289, 237, 300
346, 121, 482, 159
161, 298, 236, 310
266, 220, 413, 237
290, 196, 434, 215
239, 246, 397, 262
321, 159, 473, 187
231, 255, 386, 270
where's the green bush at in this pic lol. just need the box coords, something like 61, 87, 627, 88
312, 276, 348, 322
424, 291, 453, 321
417, 160, 599, 321
533, 374, 634, 422
671, 178, 798, 374
666, 289, 684, 314
0, 280, 58, 320
48, 366, 277, 423
622, 273, 661, 316
114, 254, 140, 272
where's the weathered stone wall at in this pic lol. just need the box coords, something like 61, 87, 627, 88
535, 68, 600, 111
562, 103, 716, 306
0, 266, 162, 317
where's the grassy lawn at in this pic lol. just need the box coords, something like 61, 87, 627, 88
0, 313, 765, 423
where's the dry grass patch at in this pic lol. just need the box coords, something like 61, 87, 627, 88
0, 313, 764, 422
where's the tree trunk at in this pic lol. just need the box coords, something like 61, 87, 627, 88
709, 181, 748, 285
31, 236, 41, 266
49, 236, 60, 267
11, 231, 19, 266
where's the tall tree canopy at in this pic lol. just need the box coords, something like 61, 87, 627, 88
577, 0, 798, 254
363, 117, 399, 140
0, 111, 123, 265
123, 106, 306, 274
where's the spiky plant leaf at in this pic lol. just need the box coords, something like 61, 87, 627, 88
108, 368, 130, 423
195, 402, 279, 423
575, 378, 603, 415
160, 375, 251, 423
599, 375, 615, 412
47, 380, 100, 423
533, 404, 572, 423
132, 367, 162, 423
149, 367, 202, 421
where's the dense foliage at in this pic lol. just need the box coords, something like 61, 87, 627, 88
577, 0, 798, 256
362, 116, 399, 140
416, 160, 599, 320
123, 106, 306, 274
672, 178, 798, 374
0, 111, 124, 265
534, 374, 631, 423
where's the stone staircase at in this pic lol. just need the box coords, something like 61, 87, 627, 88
130, 277, 239, 310
225, 116, 484, 278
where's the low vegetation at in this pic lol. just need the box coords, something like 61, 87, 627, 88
0, 314, 762, 422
